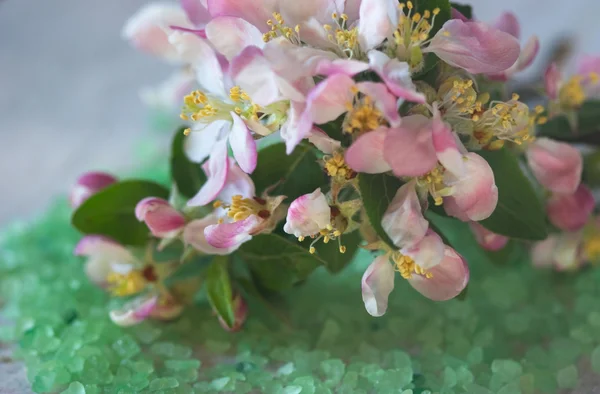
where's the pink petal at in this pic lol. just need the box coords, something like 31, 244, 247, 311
169, 31, 227, 97
492, 12, 520, 38
206, 17, 264, 60
526, 137, 582, 194
280, 0, 345, 26
204, 215, 261, 248
547, 185, 595, 232
469, 222, 509, 251
491, 35, 540, 80
74, 235, 132, 260
70, 172, 117, 208
451, 7, 470, 22
219, 159, 256, 202
110, 294, 158, 327
443, 152, 498, 222
283, 188, 331, 237
169, 25, 207, 39
315, 58, 370, 76
122, 3, 192, 63
358, 0, 398, 51
281, 101, 309, 154
345, 127, 392, 173
185, 120, 228, 163
402, 229, 445, 270
230, 46, 304, 106
184, 214, 241, 255
361, 255, 395, 317
229, 113, 257, 173
531, 236, 558, 268
577, 54, 600, 76
381, 181, 429, 249
150, 295, 185, 321
368, 51, 426, 104
135, 197, 186, 238
207, 0, 274, 32
188, 138, 230, 207
383, 115, 438, 177
181, 0, 211, 26
544, 63, 561, 101
432, 110, 465, 176
308, 128, 342, 154
408, 246, 469, 301
554, 232, 585, 271
344, 0, 362, 23
356, 81, 401, 127
426, 20, 521, 74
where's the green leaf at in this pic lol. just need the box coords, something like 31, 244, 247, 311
71, 180, 170, 246
450, 2, 472, 19
538, 100, 600, 144
298, 230, 362, 273
357, 173, 404, 248
164, 255, 213, 286
318, 115, 351, 147
205, 256, 235, 328
252, 143, 326, 200
170, 127, 206, 198
478, 149, 547, 240
152, 241, 185, 263
238, 233, 326, 291
414, 0, 451, 37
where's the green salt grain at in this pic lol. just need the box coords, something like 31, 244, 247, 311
149, 377, 180, 391
61, 381, 86, 394
112, 335, 141, 359
556, 365, 578, 389
164, 359, 201, 371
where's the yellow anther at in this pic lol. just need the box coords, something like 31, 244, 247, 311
309, 247, 316, 254
226, 195, 266, 222
332, 12, 338, 19
323, 236, 330, 244
324, 152, 355, 181
341, 13, 349, 21
183, 128, 191, 136
333, 230, 342, 237
423, 10, 431, 18
339, 245, 347, 253
585, 234, 600, 262
392, 253, 432, 279
559, 76, 587, 109
406, 1, 413, 9
433, 7, 440, 15
213, 200, 223, 208
412, 13, 422, 23
298, 236, 305, 242
107, 271, 146, 297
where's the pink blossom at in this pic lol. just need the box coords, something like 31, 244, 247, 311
547, 185, 595, 232
344, 128, 392, 174
526, 137, 582, 194
188, 138, 230, 207
381, 181, 429, 249
469, 222, 509, 251
367, 51, 426, 104
361, 255, 395, 317
283, 189, 331, 238
74, 235, 137, 287
443, 153, 498, 222
70, 172, 117, 208
544, 63, 561, 100
184, 213, 243, 255
532, 232, 584, 271
425, 20, 521, 74
307, 129, 342, 154
110, 294, 183, 327
135, 198, 187, 239
181, 0, 211, 26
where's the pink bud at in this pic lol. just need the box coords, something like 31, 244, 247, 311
531, 232, 584, 271
547, 185, 595, 232
526, 138, 582, 194
444, 153, 498, 222
70, 172, 117, 208
469, 222, 509, 251
217, 294, 248, 332
135, 197, 186, 238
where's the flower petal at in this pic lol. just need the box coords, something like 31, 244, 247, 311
545, 63, 562, 100
361, 255, 395, 317
135, 197, 186, 238
345, 127, 392, 174
443, 152, 498, 221
381, 181, 429, 249
207, 0, 275, 32
204, 215, 261, 249
315, 58, 370, 76
229, 112, 257, 173
492, 11, 520, 38
283, 188, 331, 237
358, 0, 398, 51
74, 235, 132, 260
426, 20, 521, 74
122, 3, 191, 63
577, 54, 600, 76
356, 81, 401, 127
408, 246, 469, 301
206, 17, 264, 60
547, 185, 595, 232
469, 222, 509, 251
402, 230, 445, 270
188, 138, 230, 206
184, 214, 240, 254
368, 50, 426, 104
185, 120, 228, 163
182, 0, 211, 26
280, 0, 345, 26
451, 7, 470, 22
219, 159, 257, 202
531, 236, 558, 268
526, 137, 582, 194
308, 128, 342, 154
384, 115, 438, 177
432, 109, 465, 176
70, 172, 117, 208
110, 294, 158, 327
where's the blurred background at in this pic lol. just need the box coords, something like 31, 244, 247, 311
1, 0, 600, 226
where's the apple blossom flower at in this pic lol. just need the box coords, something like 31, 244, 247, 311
526, 137, 583, 195
136, 197, 187, 239
544, 62, 600, 111
361, 230, 469, 316
70, 172, 117, 208
110, 293, 183, 327
469, 222, 509, 251
546, 185, 595, 232
531, 232, 585, 271
486, 12, 539, 81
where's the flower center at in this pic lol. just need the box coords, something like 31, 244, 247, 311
344, 90, 385, 134
216, 196, 270, 222
558, 74, 598, 109
322, 13, 362, 59
392, 252, 432, 279
473, 94, 534, 146
438, 78, 485, 119
584, 234, 600, 262
324, 152, 355, 181
392, 2, 441, 72
107, 270, 146, 297
263, 12, 301, 44
416, 165, 452, 206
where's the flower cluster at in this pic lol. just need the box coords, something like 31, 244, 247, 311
69, 0, 600, 327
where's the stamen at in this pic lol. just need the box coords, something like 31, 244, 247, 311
344, 94, 385, 134
392, 252, 433, 279
107, 271, 146, 297
324, 152, 355, 181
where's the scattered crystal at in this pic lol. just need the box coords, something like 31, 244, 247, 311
149, 377, 180, 391
556, 365, 578, 389
60, 382, 86, 394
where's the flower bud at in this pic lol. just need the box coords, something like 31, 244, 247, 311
547, 185, 595, 232
70, 172, 117, 208
469, 222, 509, 251
217, 294, 248, 332
526, 138, 582, 194
135, 197, 186, 238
